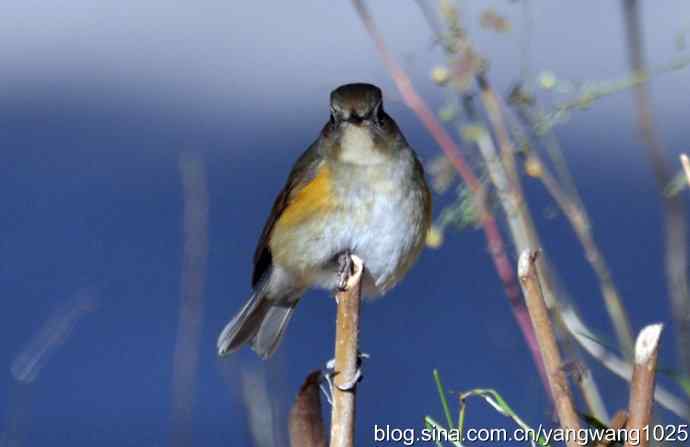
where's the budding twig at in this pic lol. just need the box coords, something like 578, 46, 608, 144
518, 250, 580, 447
527, 150, 635, 359
351, 0, 547, 395
624, 324, 663, 447
560, 305, 688, 419
171, 152, 209, 446
622, 0, 690, 381
330, 255, 363, 447
681, 154, 690, 188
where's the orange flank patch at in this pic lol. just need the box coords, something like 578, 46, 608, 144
276, 164, 335, 229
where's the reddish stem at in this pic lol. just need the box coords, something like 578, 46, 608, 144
352, 0, 547, 389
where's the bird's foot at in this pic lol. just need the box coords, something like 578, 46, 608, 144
336, 250, 354, 292
319, 363, 335, 406
319, 352, 370, 404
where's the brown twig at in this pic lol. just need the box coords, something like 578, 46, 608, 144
472, 77, 563, 403
290, 371, 327, 447
426, 1, 611, 415
435, 3, 613, 419
622, 0, 690, 378
474, 126, 532, 249
518, 250, 581, 445
510, 97, 633, 404
239, 367, 279, 447
477, 77, 580, 317
351, 0, 547, 392
577, 366, 610, 424
681, 154, 690, 187
170, 152, 209, 446
527, 152, 635, 358
560, 305, 688, 418
625, 324, 664, 447
330, 255, 364, 447
510, 83, 636, 359
476, 79, 619, 421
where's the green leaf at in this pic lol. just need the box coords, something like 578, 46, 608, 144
424, 417, 447, 447
459, 388, 550, 447
664, 170, 688, 197
425, 416, 462, 447
460, 124, 486, 142
433, 369, 455, 430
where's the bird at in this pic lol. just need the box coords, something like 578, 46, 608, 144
217, 82, 432, 359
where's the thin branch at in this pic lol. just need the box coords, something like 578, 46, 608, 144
510, 94, 635, 359
560, 305, 689, 419
421, 1, 611, 417
622, 0, 690, 378
10, 289, 99, 384
473, 78, 568, 403
240, 367, 279, 447
518, 250, 581, 445
527, 152, 635, 357
170, 152, 209, 446
478, 76, 593, 320
5, 289, 99, 443
522, 105, 586, 213
437, 4, 611, 419
474, 127, 531, 249
577, 366, 611, 425
538, 56, 690, 134
681, 154, 690, 187
476, 78, 617, 421
413, 0, 444, 44
519, 0, 533, 83
351, 0, 548, 392
625, 324, 664, 447
330, 255, 364, 447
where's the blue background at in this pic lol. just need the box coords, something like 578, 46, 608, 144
1, 1, 689, 445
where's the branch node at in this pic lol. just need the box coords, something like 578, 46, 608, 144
329, 254, 364, 447
634, 323, 663, 365
518, 249, 540, 279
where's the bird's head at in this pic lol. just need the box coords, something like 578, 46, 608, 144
325, 83, 405, 165
330, 82, 383, 123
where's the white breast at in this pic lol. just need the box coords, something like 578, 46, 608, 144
338, 125, 390, 165
324, 151, 427, 295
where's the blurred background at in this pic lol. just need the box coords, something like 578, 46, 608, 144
1, 1, 689, 445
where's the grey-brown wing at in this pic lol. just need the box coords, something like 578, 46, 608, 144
251, 142, 323, 288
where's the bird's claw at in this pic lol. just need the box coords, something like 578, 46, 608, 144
336, 251, 354, 292
336, 368, 362, 391
319, 371, 335, 406
319, 352, 369, 405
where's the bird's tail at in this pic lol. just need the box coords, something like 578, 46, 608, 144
216, 284, 300, 359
